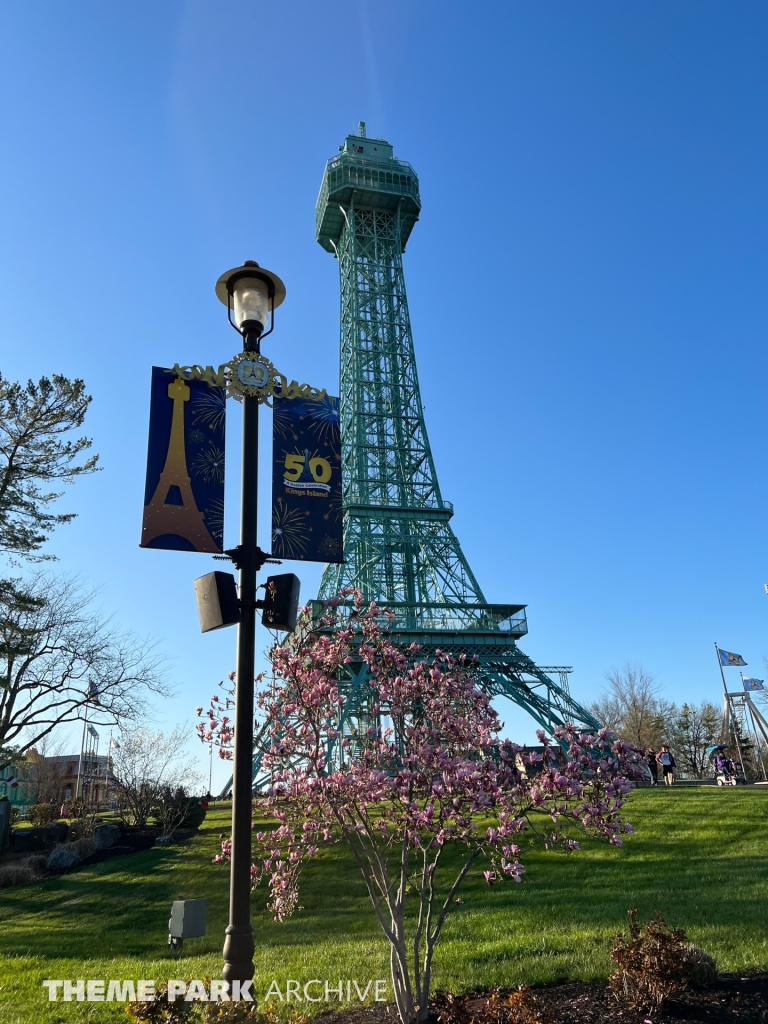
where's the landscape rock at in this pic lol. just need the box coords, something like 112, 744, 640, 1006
93, 824, 121, 851
46, 847, 82, 870
155, 835, 172, 846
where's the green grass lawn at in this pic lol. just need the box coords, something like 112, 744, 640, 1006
0, 788, 765, 1023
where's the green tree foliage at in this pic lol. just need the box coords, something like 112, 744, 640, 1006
667, 702, 721, 779
27, 803, 59, 827
152, 788, 207, 838
0, 374, 99, 560
0, 373, 170, 775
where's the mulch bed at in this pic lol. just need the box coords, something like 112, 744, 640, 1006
530, 974, 768, 1022
314, 974, 768, 1024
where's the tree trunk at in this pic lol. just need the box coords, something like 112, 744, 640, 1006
389, 918, 417, 1023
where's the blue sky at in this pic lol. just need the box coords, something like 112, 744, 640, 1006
0, 2, 765, 791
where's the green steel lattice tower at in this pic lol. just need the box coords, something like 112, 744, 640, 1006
312, 126, 598, 747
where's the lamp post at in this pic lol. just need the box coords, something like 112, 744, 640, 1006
214, 260, 286, 990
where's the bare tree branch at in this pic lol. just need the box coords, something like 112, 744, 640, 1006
110, 725, 202, 829
0, 573, 170, 772
590, 661, 673, 749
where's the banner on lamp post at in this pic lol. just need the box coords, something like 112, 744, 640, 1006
271, 394, 343, 564
140, 367, 226, 553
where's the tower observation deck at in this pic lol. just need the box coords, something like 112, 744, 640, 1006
309, 126, 599, 753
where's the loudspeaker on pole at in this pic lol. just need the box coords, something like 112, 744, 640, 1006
193, 571, 240, 632
262, 573, 301, 632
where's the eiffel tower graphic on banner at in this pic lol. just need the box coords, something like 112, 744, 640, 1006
141, 375, 220, 553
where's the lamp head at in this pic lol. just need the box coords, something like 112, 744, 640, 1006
215, 261, 286, 347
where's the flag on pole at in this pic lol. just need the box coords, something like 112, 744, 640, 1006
742, 677, 765, 691
109, 738, 120, 749
718, 649, 747, 667
5, 774, 18, 788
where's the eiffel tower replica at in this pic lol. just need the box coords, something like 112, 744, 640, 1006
307, 123, 599, 755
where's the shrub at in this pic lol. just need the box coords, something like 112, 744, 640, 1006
24, 853, 48, 873
435, 992, 473, 1024
181, 796, 206, 831
436, 988, 554, 1024
68, 797, 86, 819
609, 908, 718, 1008
152, 790, 207, 839
58, 837, 95, 859
28, 803, 59, 827
124, 983, 309, 1023
503, 988, 556, 1024
0, 855, 47, 888
68, 811, 99, 841
125, 981, 194, 1023
682, 943, 718, 987
200, 1003, 266, 1022
203, 1006, 306, 1024
48, 821, 69, 843
0, 862, 35, 888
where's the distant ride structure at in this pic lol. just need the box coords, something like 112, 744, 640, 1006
714, 644, 768, 782
307, 123, 599, 754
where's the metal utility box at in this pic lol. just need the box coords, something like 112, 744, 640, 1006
194, 572, 239, 632
168, 898, 208, 945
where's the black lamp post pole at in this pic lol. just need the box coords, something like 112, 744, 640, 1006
222, 328, 261, 990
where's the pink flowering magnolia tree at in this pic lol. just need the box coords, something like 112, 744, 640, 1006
199, 595, 643, 1024
195, 679, 235, 756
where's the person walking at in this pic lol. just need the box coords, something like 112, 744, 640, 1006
646, 748, 658, 786
657, 746, 676, 785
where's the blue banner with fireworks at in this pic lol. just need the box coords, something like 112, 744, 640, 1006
140, 366, 225, 553
271, 394, 343, 563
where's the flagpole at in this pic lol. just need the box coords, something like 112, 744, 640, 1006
715, 643, 746, 774
715, 642, 728, 697
107, 731, 118, 808
715, 641, 730, 746
75, 703, 88, 802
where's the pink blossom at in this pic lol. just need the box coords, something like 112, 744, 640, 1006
203, 595, 642, 1022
